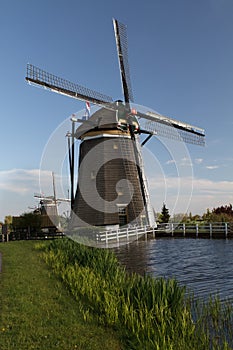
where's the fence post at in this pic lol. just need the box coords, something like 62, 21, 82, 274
144, 226, 147, 240
105, 230, 108, 245
171, 223, 174, 237
196, 223, 199, 237
225, 223, 228, 238
183, 223, 186, 237
136, 226, 139, 241
209, 223, 212, 238
116, 228, 119, 244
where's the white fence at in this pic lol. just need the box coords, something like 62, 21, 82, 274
96, 222, 232, 245
96, 225, 153, 245
156, 222, 232, 238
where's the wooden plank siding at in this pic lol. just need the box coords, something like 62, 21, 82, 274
71, 134, 145, 227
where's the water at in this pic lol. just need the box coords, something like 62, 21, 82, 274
114, 238, 233, 301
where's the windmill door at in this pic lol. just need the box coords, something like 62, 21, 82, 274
118, 205, 128, 226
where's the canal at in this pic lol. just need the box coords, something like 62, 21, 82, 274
114, 238, 233, 301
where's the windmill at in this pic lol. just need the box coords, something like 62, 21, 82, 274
34, 172, 70, 230
26, 19, 205, 230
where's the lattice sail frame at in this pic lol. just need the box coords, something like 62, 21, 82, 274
26, 64, 113, 106
138, 111, 205, 146
25, 18, 205, 147
113, 19, 134, 103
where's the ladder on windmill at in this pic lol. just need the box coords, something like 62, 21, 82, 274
135, 134, 156, 228
118, 134, 141, 226
118, 134, 155, 227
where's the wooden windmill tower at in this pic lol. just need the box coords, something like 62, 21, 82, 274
26, 19, 205, 230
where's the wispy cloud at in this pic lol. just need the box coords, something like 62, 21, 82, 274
166, 160, 176, 165
180, 157, 192, 166
149, 175, 233, 195
195, 158, 203, 164
0, 169, 52, 194
165, 157, 192, 167
148, 175, 233, 215
206, 165, 219, 170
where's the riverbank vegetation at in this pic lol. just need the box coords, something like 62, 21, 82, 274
38, 238, 233, 349
1, 239, 233, 349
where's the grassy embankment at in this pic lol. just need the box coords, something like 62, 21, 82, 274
0, 241, 122, 350
1, 239, 233, 349
37, 239, 233, 349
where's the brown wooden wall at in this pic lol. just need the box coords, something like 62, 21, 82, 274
71, 134, 145, 227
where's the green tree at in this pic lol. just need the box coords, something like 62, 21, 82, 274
159, 203, 170, 223
13, 212, 42, 232
4, 215, 12, 225
202, 204, 233, 223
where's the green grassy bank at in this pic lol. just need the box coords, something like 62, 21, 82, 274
0, 241, 122, 350
38, 239, 233, 350
1, 239, 233, 349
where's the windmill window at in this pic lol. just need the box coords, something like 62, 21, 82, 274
117, 187, 123, 196
113, 143, 118, 150
91, 171, 96, 179
118, 205, 128, 226
118, 207, 126, 215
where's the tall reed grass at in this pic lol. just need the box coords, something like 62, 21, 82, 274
36, 239, 233, 349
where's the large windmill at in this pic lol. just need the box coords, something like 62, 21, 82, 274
26, 19, 205, 230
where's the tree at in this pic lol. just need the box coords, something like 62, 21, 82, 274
202, 204, 233, 223
159, 203, 170, 223
213, 204, 233, 216
4, 215, 12, 225
12, 212, 42, 232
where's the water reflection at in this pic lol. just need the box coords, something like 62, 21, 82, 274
114, 238, 233, 300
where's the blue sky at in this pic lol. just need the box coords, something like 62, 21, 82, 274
0, 0, 233, 221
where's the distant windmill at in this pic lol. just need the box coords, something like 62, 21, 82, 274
34, 172, 70, 229
26, 19, 205, 229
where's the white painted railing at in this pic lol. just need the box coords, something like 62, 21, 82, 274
96, 222, 232, 245
96, 225, 153, 244
156, 222, 231, 237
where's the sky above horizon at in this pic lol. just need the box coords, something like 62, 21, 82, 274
0, 0, 233, 222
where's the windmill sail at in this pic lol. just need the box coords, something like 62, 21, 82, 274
26, 64, 113, 106
113, 19, 134, 103
26, 18, 205, 232
137, 110, 205, 146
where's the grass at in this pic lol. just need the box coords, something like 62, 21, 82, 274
1, 239, 233, 350
0, 241, 122, 350
38, 238, 233, 350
